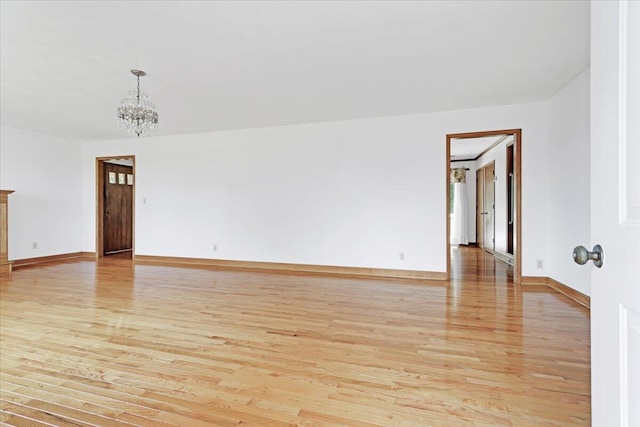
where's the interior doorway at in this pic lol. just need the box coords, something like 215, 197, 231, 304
446, 129, 521, 283
96, 156, 135, 259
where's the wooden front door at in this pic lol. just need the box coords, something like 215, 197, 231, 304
103, 163, 133, 254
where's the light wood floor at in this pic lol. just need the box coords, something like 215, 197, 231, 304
0, 247, 590, 426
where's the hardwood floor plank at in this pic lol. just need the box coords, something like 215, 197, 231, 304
1, 371, 165, 426
0, 247, 590, 425
0, 399, 91, 427
0, 390, 129, 427
0, 409, 60, 427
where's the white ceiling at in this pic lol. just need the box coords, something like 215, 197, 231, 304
450, 136, 505, 161
0, 1, 590, 141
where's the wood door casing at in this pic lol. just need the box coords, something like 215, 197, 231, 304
103, 163, 133, 254
446, 130, 521, 283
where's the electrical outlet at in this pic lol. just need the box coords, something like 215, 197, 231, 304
537, 259, 544, 269
399, 252, 405, 261
32, 242, 38, 249
213, 244, 217, 252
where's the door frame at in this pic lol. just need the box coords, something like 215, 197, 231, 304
96, 155, 136, 258
446, 129, 522, 283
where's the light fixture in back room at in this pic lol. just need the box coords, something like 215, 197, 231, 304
116, 69, 159, 137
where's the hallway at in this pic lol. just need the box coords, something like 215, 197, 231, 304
450, 245, 514, 282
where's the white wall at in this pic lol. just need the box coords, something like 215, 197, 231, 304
547, 69, 591, 295
0, 72, 591, 292
450, 160, 477, 243
81, 100, 551, 276
0, 126, 83, 260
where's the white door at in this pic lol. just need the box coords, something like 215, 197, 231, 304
591, 1, 640, 425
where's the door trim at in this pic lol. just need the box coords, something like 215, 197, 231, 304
446, 129, 522, 283
96, 156, 136, 258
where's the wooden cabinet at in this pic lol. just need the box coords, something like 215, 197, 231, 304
0, 190, 14, 274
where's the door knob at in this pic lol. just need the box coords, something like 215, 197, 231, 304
573, 244, 604, 268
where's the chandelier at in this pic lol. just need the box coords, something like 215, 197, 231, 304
117, 69, 158, 137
